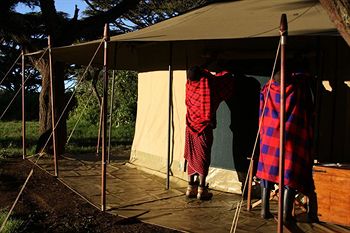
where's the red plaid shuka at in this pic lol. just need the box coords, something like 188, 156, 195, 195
256, 73, 314, 195
185, 126, 213, 176
185, 69, 235, 176
185, 70, 235, 134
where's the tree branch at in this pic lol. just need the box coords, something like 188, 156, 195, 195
90, 69, 102, 107
84, 0, 103, 13
320, 0, 350, 46
38, 0, 58, 36
75, 0, 139, 36
72, 5, 79, 21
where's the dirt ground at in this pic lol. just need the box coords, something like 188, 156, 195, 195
0, 158, 180, 233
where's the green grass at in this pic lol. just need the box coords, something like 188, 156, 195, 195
0, 121, 135, 158
0, 121, 39, 157
0, 210, 24, 233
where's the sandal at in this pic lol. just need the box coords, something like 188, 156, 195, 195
186, 182, 199, 198
197, 185, 213, 200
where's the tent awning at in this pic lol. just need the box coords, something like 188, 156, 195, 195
47, 0, 337, 71
113, 0, 336, 41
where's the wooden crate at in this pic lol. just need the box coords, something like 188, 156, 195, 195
313, 165, 350, 226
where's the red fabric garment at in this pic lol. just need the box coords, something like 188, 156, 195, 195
184, 68, 235, 176
185, 70, 235, 134
212, 70, 236, 110
185, 70, 212, 134
256, 74, 314, 195
184, 126, 213, 176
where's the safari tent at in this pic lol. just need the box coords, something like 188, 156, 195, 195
48, 0, 350, 193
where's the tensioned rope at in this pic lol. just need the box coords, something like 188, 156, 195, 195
66, 89, 94, 145
37, 40, 104, 155
0, 53, 22, 88
230, 39, 281, 233
0, 40, 104, 232
0, 49, 48, 121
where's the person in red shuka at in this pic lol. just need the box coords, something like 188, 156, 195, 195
257, 67, 317, 224
184, 65, 235, 200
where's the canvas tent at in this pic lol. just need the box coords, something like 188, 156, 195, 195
51, 0, 337, 71
45, 0, 350, 193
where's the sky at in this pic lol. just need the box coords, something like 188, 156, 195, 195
15, 0, 87, 18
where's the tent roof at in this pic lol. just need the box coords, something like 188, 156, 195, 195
48, 0, 338, 71
112, 0, 336, 41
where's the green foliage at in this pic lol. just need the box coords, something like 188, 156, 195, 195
0, 121, 135, 157
113, 70, 138, 125
68, 70, 137, 127
65, 122, 134, 154
0, 90, 39, 121
0, 121, 39, 158
0, 210, 24, 233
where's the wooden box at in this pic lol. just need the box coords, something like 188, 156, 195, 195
313, 165, 350, 226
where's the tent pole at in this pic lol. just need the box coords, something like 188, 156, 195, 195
48, 35, 58, 177
21, 50, 26, 160
96, 101, 103, 156
278, 14, 288, 233
166, 42, 173, 190
246, 158, 254, 211
101, 24, 110, 212
107, 70, 116, 163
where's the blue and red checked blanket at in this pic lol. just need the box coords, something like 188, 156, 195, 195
256, 73, 314, 195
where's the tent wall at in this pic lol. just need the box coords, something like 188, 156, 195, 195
316, 37, 350, 163
130, 71, 242, 193
130, 36, 350, 194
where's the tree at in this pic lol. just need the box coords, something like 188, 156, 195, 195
0, 0, 210, 154
0, 0, 140, 154
0, 39, 41, 92
70, 0, 210, 130
320, 0, 350, 46
83, 0, 209, 33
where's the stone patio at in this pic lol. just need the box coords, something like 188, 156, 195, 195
29, 153, 350, 233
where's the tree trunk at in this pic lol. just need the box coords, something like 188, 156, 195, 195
320, 0, 350, 46
37, 59, 67, 155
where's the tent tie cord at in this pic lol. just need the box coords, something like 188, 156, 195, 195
230, 38, 281, 233
66, 89, 94, 145
0, 152, 44, 232
0, 39, 103, 230
0, 168, 33, 232
0, 48, 48, 121
37, 39, 104, 155
0, 53, 22, 88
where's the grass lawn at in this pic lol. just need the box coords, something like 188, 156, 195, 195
0, 211, 24, 233
0, 121, 134, 158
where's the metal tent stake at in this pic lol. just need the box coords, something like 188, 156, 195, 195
101, 23, 110, 212
48, 35, 58, 177
278, 13, 288, 233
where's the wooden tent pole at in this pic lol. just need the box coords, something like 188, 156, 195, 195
101, 23, 110, 212
107, 70, 116, 163
96, 100, 103, 156
166, 42, 173, 190
21, 50, 26, 160
48, 35, 58, 177
246, 158, 254, 211
278, 14, 288, 233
